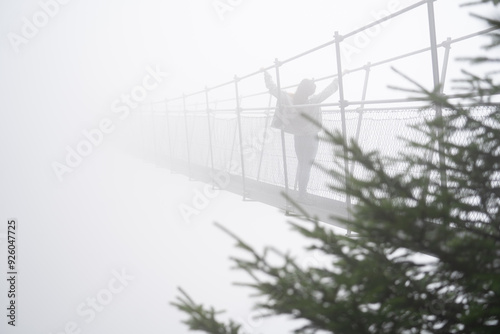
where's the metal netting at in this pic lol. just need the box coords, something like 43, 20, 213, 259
135, 104, 498, 204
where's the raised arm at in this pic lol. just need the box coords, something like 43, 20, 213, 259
309, 78, 339, 104
264, 71, 289, 101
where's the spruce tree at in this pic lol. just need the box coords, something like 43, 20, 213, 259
171, 1, 500, 333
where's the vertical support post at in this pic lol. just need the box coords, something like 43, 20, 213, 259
350, 63, 371, 176
183, 94, 192, 179
275, 59, 290, 214
205, 87, 216, 186
256, 93, 273, 182
427, 0, 441, 98
234, 76, 247, 200
229, 121, 237, 170
334, 31, 353, 233
426, 0, 447, 188
165, 99, 174, 171
439, 37, 452, 94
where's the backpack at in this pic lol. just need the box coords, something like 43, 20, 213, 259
270, 93, 299, 133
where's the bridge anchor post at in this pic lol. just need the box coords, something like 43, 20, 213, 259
334, 31, 353, 233
234, 76, 247, 200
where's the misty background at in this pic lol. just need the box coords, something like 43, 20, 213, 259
0, 0, 497, 333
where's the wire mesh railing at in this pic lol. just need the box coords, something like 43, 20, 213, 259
133, 0, 498, 220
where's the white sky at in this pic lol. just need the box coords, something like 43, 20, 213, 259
0, 0, 497, 333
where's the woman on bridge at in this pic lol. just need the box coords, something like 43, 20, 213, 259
264, 71, 339, 202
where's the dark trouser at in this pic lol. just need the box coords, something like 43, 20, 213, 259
294, 134, 319, 196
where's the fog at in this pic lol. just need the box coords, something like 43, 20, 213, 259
0, 0, 497, 333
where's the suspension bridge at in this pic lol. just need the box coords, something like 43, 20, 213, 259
129, 0, 498, 230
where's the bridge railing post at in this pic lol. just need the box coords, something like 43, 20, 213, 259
350, 62, 371, 177
229, 119, 237, 171
256, 93, 273, 182
440, 37, 452, 95
274, 59, 290, 214
182, 94, 192, 179
205, 87, 216, 188
334, 31, 353, 234
164, 99, 175, 171
426, 0, 447, 189
234, 76, 247, 200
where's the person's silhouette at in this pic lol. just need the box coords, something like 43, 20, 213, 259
264, 72, 339, 202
